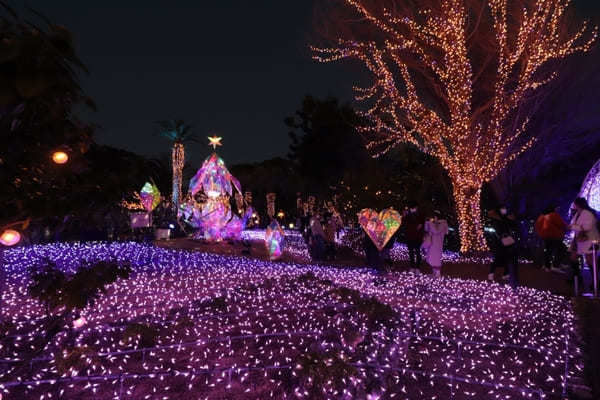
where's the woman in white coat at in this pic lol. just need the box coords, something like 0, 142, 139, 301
424, 210, 449, 278
569, 197, 599, 285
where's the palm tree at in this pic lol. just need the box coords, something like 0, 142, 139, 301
155, 120, 198, 213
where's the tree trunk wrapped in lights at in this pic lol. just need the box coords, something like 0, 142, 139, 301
313, 0, 596, 252
172, 142, 185, 213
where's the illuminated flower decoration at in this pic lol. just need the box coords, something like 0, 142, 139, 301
140, 182, 161, 212
265, 219, 285, 260
358, 208, 402, 251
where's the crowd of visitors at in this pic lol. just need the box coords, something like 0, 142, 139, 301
295, 195, 599, 295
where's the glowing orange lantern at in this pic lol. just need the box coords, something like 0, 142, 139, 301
52, 151, 69, 164
0, 229, 21, 246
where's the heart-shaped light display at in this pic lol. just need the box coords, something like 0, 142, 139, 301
358, 208, 402, 251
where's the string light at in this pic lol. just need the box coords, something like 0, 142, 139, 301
0, 241, 582, 398
312, 0, 596, 252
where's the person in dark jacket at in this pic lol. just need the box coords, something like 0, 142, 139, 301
487, 207, 519, 289
403, 204, 425, 273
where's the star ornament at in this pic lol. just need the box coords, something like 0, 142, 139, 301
208, 135, 223, 150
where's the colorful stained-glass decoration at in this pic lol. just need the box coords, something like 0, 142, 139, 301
358, 208, 402, 251
140, 182, 161, 212
186, 147, 245, 241
265, 219, 285, 260
189, 153, 235, 198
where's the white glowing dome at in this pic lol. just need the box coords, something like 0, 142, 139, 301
579, 159, 600, 210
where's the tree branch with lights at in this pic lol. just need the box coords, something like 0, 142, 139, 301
313, 0, 596, 252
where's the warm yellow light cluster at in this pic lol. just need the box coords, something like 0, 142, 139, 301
120, 192, 146, 211
313, 0, 596, 252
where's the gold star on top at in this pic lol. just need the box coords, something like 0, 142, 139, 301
208, 135, 222, 150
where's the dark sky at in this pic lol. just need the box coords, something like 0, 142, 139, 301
23, 1, 355, 166
22, 1, 600, 167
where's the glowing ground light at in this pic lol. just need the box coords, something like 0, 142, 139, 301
0, 229, 20, 246
51, 151, 68, 164
0, 242, 583, 399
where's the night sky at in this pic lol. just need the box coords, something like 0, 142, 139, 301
22, 1, 600, 167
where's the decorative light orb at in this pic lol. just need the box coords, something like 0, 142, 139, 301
277, 211, 285, 218
0, 229, 20, 246
289, 223, 295, 229
51, 151, 68, 164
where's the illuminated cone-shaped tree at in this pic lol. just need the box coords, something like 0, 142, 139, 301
313, 0, 596, 252
156, 120, 198, 213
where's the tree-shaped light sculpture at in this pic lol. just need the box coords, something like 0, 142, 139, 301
187, 137, 245, 241
313, 0, 596, 252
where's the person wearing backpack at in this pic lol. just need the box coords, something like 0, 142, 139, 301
535, 205, 567, 272
568, 197, 600, 289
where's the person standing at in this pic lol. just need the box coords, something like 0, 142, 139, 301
309, 211, 326, 261
363, 229, 383, 272
404, 203, 425, 274
424, 211, 449, 278
487, 207, 519, 288
534, 205, 567, 272
568, 197, 599, 289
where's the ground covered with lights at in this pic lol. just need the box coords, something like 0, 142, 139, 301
0, 242, 585, 399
